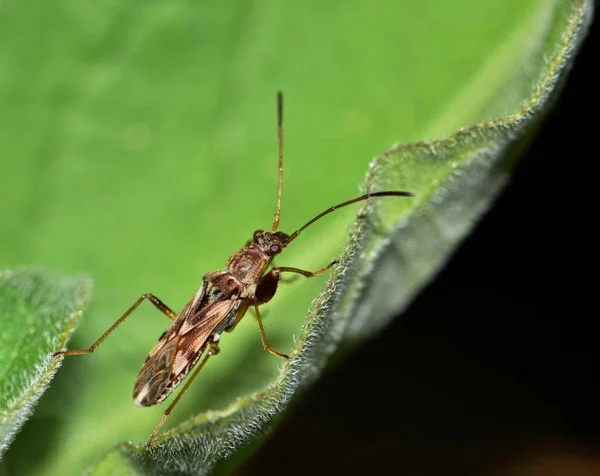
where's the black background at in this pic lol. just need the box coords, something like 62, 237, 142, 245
240, 13, 598, 476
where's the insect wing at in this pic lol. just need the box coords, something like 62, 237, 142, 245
133, 291, 239, 407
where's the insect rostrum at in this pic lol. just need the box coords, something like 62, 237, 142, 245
53, 92, 413, 449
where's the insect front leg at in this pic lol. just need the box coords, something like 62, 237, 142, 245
255, 260, 339, 305
145, 341, 221, 449
273, 260, 338, 279
265, 260, 298, 283
53, 293, 177, 358
254, 269, 281, 305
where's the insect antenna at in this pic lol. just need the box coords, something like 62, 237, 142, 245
272, 91, 284, 232
287, 191, 414, 243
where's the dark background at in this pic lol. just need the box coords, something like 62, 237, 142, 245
240, 14, 598, 476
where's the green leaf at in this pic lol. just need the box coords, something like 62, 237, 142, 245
0, 268, 91, 458
0, 0, 591, 475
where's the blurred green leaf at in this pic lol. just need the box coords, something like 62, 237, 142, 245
0, 268, 91, 458
0, 0, 591, 474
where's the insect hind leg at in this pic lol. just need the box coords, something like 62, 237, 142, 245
53, 293, 176, 358
145, 342, 220, 449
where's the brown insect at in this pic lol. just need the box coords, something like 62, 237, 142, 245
53, 92, 413, 449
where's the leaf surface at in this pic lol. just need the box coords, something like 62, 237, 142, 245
0, 269, 91, 458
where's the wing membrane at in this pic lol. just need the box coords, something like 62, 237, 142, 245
133, 285, 240, 407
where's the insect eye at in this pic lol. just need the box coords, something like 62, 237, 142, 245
270, 245, 280, 253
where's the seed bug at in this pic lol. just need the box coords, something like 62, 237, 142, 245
53, 92, 414, 448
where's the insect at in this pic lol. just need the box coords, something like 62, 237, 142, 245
53, 92, 413, 448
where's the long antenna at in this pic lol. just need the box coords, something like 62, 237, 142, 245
287, 191, 414, 243
272, 91, 284, 231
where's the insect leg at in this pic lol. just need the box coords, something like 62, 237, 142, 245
251, 300, 289, 360
254, 271, 280, 305
248, 306, 270, 319
53, 293, 176, 358
272, 263, 298, 284
254, 260, 337, 306
273, 260, 338, 279
266, 260, 297, 283
145, 342, 221, 449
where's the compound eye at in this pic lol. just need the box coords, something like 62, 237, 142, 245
270, 244, 280, 254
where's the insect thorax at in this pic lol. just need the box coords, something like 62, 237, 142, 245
226, 246, 269, 285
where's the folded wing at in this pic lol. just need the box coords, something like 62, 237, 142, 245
133, 289, 240, 407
